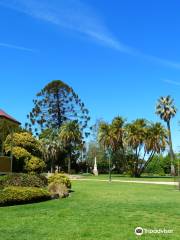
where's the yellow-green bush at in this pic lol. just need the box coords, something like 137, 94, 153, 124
0, 186, 51, 206
48, 174, 71, 189
10, 146, 31, 160
25, 156, 46, 174
4, 132, 43, 173
5, 132, 41, 156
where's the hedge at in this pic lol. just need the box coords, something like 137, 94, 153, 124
0, 173, 48, 189
0, 186, 51, 206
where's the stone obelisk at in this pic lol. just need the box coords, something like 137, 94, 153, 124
93, 156, 98, 176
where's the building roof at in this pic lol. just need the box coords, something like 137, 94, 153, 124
0, 109, 21, 125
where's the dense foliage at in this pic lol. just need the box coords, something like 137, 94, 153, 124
145, 153, 180, 175
26, 80, 90, 135
25, 156, 46, 173
125, 120, 168, 177
39, 121, 83, 173
0, 186, 51, 206
0, 118, 21, 154
5, 132, 41, 156
59, 121, 83, 173
4, 132, 45, 173
0, 173, 48, 188
48, 173, 71, 189
40, 128, 66, 173
96, 117, 168, 177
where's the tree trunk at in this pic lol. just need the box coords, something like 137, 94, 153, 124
108, 154, 112, 182
138, 152, 155, 177
133, 157, 139, 177
134, 172, 141, 178
167, 121, 175, 176
56, 92, 62, 128
68, 152, 71, 174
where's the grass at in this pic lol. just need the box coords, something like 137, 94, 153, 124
0, 181, 179, 240
81, 173, 175, 182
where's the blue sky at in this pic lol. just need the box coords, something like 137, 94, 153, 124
0, 0, 180, 150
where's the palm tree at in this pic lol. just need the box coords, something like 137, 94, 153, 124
98, 122, 113, 182
156, 96, 177, 175
142, 122, 168, 174
111, 117, 125, 151
98, 117, 125, 152
59, 121, 83, 174
98, 117, 125, 181
125, 119, 147, 177
125, 119, 147, 151
125, 119, 168, 177
145, 123, 167, 154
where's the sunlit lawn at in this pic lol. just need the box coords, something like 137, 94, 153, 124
81, 173, 175, 182
0, 181, 179, 240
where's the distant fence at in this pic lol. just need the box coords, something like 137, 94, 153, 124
0, 156, 11, 173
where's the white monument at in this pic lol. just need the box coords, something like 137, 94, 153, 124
93, 156, 98, 176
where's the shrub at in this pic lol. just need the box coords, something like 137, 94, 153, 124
0, 186, 51, 206
0, 173, 48, 188
9, 146, 32, 160
5, 132, 41, 157
4, 132, 42, 172
25, 156, 46, 174
48, 182, 69, 198
48, 174, 71, 189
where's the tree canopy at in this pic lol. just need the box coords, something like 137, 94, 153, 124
26, 80, 90, 135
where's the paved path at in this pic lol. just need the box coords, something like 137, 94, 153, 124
71, 178, 179, 186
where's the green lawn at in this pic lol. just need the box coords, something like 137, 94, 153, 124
81, 173, 175, 182
0, 181, 179, 240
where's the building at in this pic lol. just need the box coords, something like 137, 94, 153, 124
0, 109, 21, 173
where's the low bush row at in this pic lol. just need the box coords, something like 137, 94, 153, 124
0, 173, 71, 206
0, 186, 51, 206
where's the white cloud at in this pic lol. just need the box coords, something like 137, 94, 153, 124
1, 0, 180, 69
163, 79, 180, 86
0, 42, 34, 52
0, 0, 124, 51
